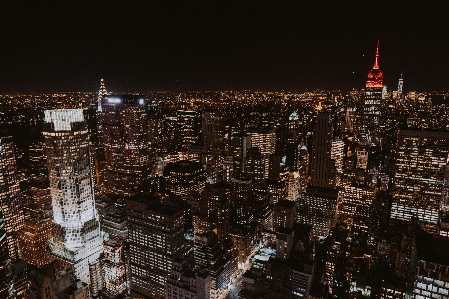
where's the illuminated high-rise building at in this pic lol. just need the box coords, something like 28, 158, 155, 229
164, 160, 206, 198
43, 109, 103, 291
398, 73, 403, 95
391, 129, 449, 231
176, 110, 201, 152
345, 107, 355, 133
165, 259, 210, 299
127, 196, 185, 298
247, 127, 276, 178
244, 147, 265, 193
297, 186, 340, 238
162, 111, 178, 152
362, 40, 384, 145
101, 95, 151, 197
331, 139, 345, 186
230, 172, 253, 226
284, 171, 301, 202
96, 79, 108, 150
17, 211, 54, 268
97, 79, 108, 113
194, 232, 231, 299
266, 179, 285, 205
310, 110, 336, 189
0, 210, 11, 298
21, 177, 52, 220
273, 199, 297, 231
232, 133, 252, 172
338, 182, 373, 227
102, 235, 127, 298
202, 110, 225, 155
101, 199, 127, 238
287, 111, 302, 144
202, 182, 231, 243
18, 178, 54, 267
0, 134, 25, 262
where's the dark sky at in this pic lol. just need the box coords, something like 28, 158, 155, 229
1, 1, 448, 92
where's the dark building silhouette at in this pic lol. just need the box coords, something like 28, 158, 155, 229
310, 110, 336, 189
101, 95, 151, 197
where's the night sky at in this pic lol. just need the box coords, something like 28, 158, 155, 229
1, 1, 448, 92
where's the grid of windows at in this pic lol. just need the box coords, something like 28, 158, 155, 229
0, 135, 25, 262
392, 129, 449, 227
43, 109, 103, 286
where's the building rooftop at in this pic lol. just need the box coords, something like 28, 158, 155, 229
165, 160, 203, 173
304, 185, 339, 199
274, 199, 296, 209
127, 194, 183, 217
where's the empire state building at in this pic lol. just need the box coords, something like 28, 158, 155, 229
361, 40, 384, 146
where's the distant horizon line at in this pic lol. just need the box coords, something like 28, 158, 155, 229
0, 88, 446, 94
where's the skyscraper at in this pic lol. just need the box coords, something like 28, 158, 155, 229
164, 160, 206, 198
97, 79, 108, 113
0, 134, 25, 262
17, 212, 54, 268
176, 110, 201, 152
43, 109, 103, 289
392, 129, 449, 231
297, 186, 339, 238
127, 195, 185, 298
398, 73, 404, 95
202, 182, 231, 243
362, 40, 384, 145
165, 259, 210, 299
232, 133, 252, 172
244, 147, 265, 193
310, 110, 336, 189
230, 172, 253, 226
331, 139, 345, 186
273, 199, 297, 231
0, 210, 11, 298
102, 235, 128, 298
194, 232, 231, 299
202, 110, 225, 155
101, 95, 151, 197
247, 127, 276, 178
287, 111, 302, 144
96, 79, 108, 153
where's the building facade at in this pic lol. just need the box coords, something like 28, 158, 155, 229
0, 134, 25, 262
101, 95, 151, 197
392, 129, 449, 229
310, 110, 336, 189
127, 196, 185, 298
43, 109, 103, 290
362, 41, 384, 146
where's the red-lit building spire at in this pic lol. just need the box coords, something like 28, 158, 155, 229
373, 40, 380, 69
366, 40, 383, 88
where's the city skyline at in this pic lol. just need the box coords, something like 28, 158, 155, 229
1, 2, 448, 92
2, 2, 449, 299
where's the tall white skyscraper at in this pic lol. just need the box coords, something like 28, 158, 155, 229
43, 109, 103, 293
398, 73, 403, 94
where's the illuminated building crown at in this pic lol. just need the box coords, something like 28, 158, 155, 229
366, 40, 383, 88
